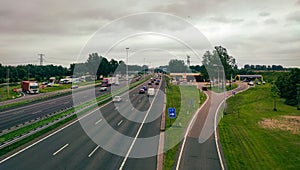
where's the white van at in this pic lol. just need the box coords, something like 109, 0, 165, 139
147, 88, 155, 97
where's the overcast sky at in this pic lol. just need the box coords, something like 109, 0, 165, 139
0, 0, 299, 68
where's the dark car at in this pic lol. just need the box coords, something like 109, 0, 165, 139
202, 86, 208, 91
139, 89, 145, 94
155, 81, 159, 85
148, 82, 152, 85
143, 86, 148, 91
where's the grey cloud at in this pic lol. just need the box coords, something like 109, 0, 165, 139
259, 12, 271, 17
264, 18, 277, 24
209, 16, 244, 24
287, 10, 300, 22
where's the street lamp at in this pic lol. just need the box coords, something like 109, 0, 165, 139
125, 47, 129, 81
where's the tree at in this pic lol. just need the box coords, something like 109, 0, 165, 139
168, 59, 186, 73
276, 68, 300, 106
214, 46, 237, 80
271, 84, 280, 111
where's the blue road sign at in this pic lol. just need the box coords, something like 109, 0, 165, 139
168, 108, 176, 118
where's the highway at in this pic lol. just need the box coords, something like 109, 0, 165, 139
0, 81, 130, 131
176, 83, 248, 170
0, 78, 165, 170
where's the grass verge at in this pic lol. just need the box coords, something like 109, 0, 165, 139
219, 84, 300, 169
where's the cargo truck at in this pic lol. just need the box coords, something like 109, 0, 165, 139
102, 78, 112, 87
21, 81, 39, 94
102, 77, 119, 87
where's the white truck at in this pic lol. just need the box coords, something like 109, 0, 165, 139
112, 77, 119, 85
21, 81, 39, 94
147, 88, 155, 97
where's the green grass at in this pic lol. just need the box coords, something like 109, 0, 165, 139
0, 85, 22, 102
219, 84, 300, 170
163, 76, 206, 170
39, 84, 72, 93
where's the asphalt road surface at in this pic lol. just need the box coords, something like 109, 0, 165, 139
176, 83, 248, 170
0, 80, 131, 131
0, 78, 165, 170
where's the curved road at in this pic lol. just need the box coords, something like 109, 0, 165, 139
176, 82, 248, 170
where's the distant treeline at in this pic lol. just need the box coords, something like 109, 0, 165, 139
0, 53, 148, 84
244, 64, 285, 71
0, 64, 70, 83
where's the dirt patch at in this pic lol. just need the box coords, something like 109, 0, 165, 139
259, 116, 300, 134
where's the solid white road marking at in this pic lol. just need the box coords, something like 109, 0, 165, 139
95, 119, 103, 125
52, 144, 69, 156
131, 107, 134, 111
117, 120, 123, 126
88, 145, 100, 158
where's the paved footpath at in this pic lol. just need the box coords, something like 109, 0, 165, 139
175, 82, 248, 170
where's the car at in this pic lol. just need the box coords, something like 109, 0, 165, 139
71, 85, 78, 89
100, 87, 107, 91
262, 81, 266, 84
148, 82, 152, 85
112, 96, 122, 102
142, 86, 148, 91
202, 86, 208, 91
248, 81, 254, 86
47, 83, 53, 87
155, 81, 159, 85
139, 89, 145, 94
257, 81, 262, 85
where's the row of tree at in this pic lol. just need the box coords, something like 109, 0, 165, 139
275, 68, 300, 106
0, 64, 69, 84
244, 64, 284, 71
0, 53, 149, 84
70, 53, 148, 78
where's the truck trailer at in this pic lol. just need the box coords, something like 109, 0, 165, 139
102, 78, 112, 87
21, 81, 39, 94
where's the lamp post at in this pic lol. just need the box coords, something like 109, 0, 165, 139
125, 47, 129, 81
